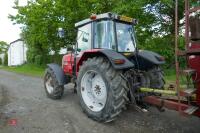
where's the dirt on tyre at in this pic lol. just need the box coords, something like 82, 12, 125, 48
44, 68, 64, 99
77, 57, 129, 122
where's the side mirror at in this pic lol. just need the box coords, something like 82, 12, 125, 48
58, 28, 65, 38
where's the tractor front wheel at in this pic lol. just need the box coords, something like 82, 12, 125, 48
44, 68, 64, 99
77, 57, 128, 122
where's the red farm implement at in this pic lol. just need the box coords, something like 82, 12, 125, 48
142, 0, 200, 117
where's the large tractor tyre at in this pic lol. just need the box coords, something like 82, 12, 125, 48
147, 66, 165, 89
77, 57, 129, 122
44, 68, 64, 99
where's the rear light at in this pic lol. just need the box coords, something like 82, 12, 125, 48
90, 14, 97, 20
113, 59, 125, 64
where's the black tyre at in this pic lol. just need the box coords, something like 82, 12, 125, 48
77, 57, 129, 122
44, 68, 64, 99
147, 66, 165, 89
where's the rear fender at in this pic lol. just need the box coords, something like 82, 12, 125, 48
47, 63, 67, 85
138, 50, 165, 65
76, 49, 134, 72
99, 49, 134, 69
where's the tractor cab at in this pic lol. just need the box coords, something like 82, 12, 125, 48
75, 13, 138, 53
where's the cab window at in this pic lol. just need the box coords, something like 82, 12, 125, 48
77, 24, 91, 51
94, 21, 115, 50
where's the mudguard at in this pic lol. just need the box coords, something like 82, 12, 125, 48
99, 49, 135, 69
47, 63, 67, 85
137, 50, 165, 65
77, 49, 134, 71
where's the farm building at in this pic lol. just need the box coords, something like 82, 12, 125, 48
8, 39, 27, 66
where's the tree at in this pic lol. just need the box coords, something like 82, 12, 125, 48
9, 0, 91, 64
113, 0, 185, 64
9, 0, 186, 65
0, 41, 8, 54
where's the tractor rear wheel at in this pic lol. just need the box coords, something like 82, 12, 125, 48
44, 68, 64, 99
77, 57, 128, 122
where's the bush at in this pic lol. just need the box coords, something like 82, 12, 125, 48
49, 55, 63, 65
0, 58, 2, 65
27, 49, 35, 63
34, 55, 43, 65
139, 36, 185, 68
27, 49, 50, 66
3, 53, 8, 66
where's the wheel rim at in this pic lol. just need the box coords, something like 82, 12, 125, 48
45, 76, 54, 94
81, 70, 107, 112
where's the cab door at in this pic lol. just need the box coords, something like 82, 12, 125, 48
75, 23, 92, 73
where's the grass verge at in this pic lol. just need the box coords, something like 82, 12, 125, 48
0, 64, 45, 77
164, 69, 176, 84
164, 68, 189, 88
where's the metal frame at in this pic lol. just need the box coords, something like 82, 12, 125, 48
175, 0, 181, 112
184, 0, 200, 108
143, 96, 200, 117
142, 0, 200, 117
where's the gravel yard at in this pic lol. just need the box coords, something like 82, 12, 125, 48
0, 70, 199, 133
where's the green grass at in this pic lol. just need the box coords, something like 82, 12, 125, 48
164, 69, 176, 84
164, 68, 189, 89
0, 64, 45, 77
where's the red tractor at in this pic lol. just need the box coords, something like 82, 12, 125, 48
44, 13, 166, 122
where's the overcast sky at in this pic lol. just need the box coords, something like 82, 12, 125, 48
0, 0, 27, 44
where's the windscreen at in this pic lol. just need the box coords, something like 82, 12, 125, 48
116, 23, 136, 52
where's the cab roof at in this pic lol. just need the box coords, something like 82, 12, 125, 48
75, 12, 137, 28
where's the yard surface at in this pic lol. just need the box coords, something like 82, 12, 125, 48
0, 69, 200, 133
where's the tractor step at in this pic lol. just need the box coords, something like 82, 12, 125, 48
180, 88, 196, 97
183, 88, 197, 95
184, 106, 199, 115
179, 68, 196, 76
